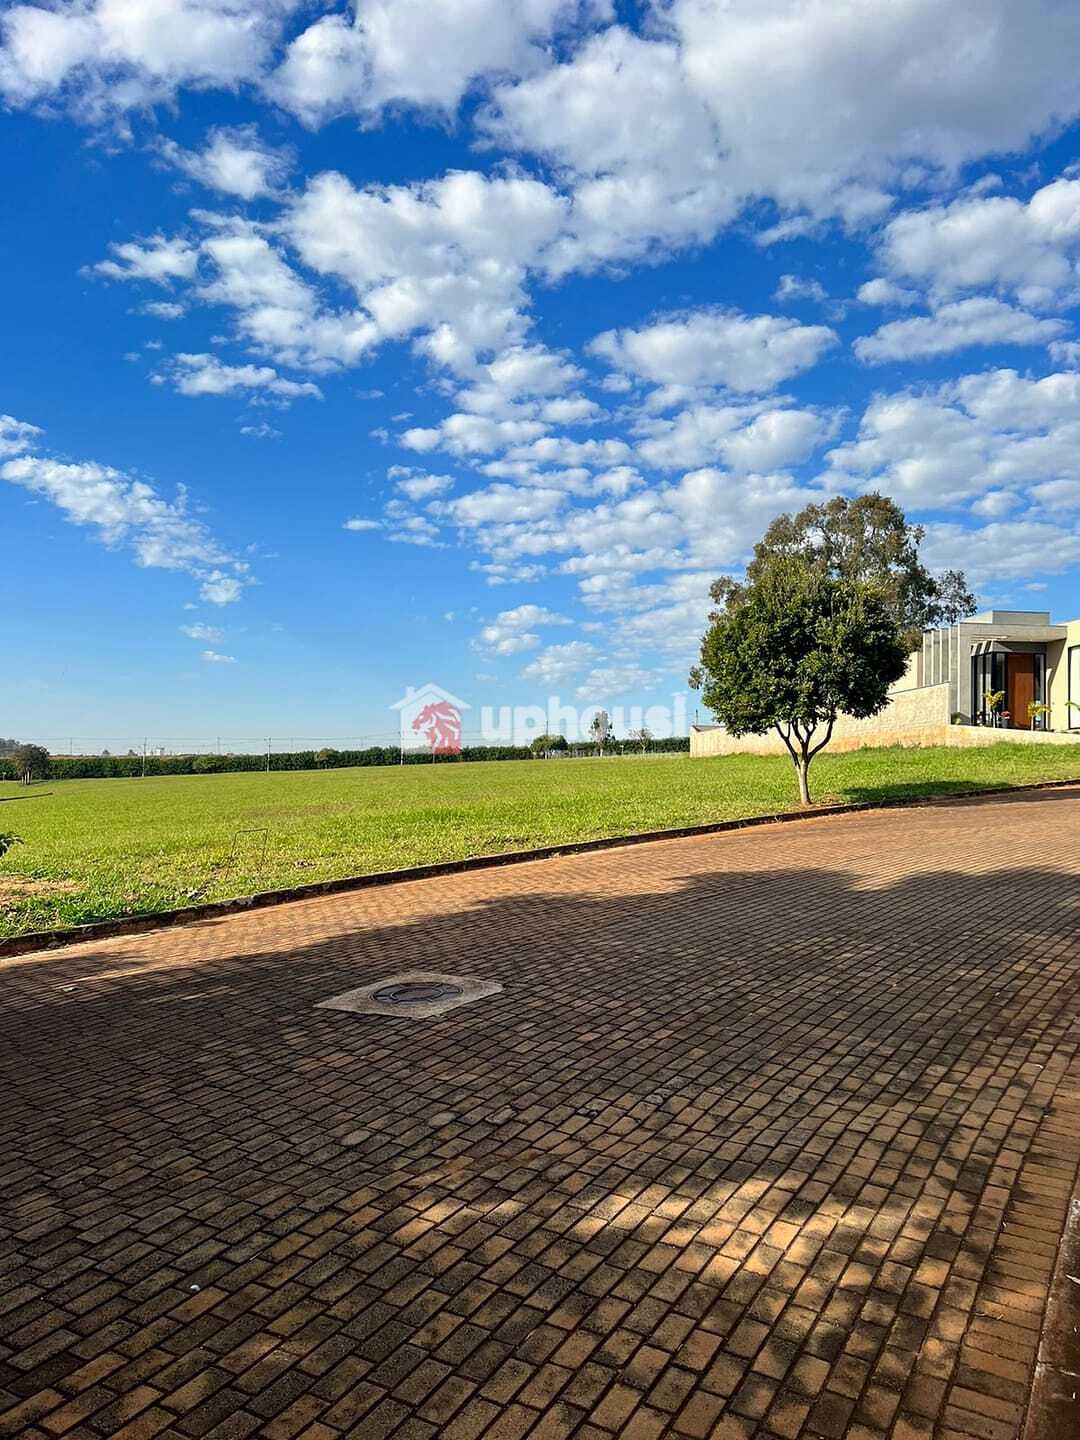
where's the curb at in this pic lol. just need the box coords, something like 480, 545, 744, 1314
1022, 1165, 1080, 1437
2, 776, 1078, 960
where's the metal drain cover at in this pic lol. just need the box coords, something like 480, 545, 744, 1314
316, 971, 500, 1019
373, 980, 463, 1005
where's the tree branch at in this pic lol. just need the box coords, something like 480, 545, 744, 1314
773, 724, 798, 764
808, 715, 836, 760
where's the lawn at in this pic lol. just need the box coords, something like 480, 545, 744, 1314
1, 743, 1079, 939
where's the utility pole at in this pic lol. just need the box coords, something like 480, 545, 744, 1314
265, 738, 271, 774
141, 739, 147, 778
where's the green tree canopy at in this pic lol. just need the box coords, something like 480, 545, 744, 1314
742, 493, 975, 649
692, 559, 909, 804
530, 734, 568, 755
10, 743, 49, 784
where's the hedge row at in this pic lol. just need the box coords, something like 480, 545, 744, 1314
5, 736, 690, 782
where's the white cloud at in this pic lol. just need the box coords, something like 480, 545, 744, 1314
141, 300, 187, 319
635, 401, 830, 472
344, 517, 381, 531
521, 639, 596, 684
269, 0, 610, 127
2, 452, 249, 601
474, 601, 571, 655
199, 570, 245, 605
439, 483, 567, 527
857, 278, 918, 307
922, 520, 1080, 581
855, 297, 1067, 363
201, 649, 237, 664
484, 2, 1080, 267
590, 309, 836, 394
157, 124, 291, 200
283, 169, 567, 372
394, 472, 453, 501
386, 515, 442, 546
93, 234, 199, 285
181, 622, 224, 641
775, 274, 828, 304
163, 352, 322, 401
402, 414, 549, 458
878, 176, 1080, 306
0, 0, 298, 119
0, 413, 42, 457
823, 367, 1080, 510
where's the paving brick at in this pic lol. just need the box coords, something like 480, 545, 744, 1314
3, 789, 1080, 1440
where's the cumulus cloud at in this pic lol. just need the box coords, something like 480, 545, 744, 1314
474, 601, 571, 655
854, 297, 1067, 363
162, 352, 322, 401
93, 233, 199, 285
521, 639, 596, 684
282, 168, 567, 371
484, 1, 1080, 266
634, 401, 832, 472
181, 622, 224, 641
878, 176, 1080, 307
201, 649, 237, 663
141, 300, 187, 320
269, 0, 611, 127
775, 274, 829, 305
157, 124, 292, 200
394, 471, 453, 501
589, 309, 836, 394
823, 367, 1080, 510
922, 519, 1080, 581
0, 0, 298, 120
857, 277, 919, 307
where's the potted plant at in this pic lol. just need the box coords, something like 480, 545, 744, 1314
983, 688, 1006, 727
1027, 701, 1051, 731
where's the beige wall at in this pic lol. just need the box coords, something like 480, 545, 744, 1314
1047, 619, 1080, 733
690, 678, 1080, 758
691, 684, 953, 757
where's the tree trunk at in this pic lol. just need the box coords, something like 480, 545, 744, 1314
795, 754, 812, 806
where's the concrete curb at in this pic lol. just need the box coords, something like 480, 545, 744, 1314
1022, 1184, 1080, 1437
2, 776, 1078, 960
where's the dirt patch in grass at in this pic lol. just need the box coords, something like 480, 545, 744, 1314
0, 876, 81, 901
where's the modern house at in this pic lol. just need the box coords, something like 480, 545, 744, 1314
907, 609, 1079, 730
691, 608, 1080, 757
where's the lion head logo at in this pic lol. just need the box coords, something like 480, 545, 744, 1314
412, 700, 462, 754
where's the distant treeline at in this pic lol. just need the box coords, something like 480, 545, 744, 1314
2, 736, 690, 781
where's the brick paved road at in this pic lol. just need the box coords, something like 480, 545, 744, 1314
3, 787, 1080, 1440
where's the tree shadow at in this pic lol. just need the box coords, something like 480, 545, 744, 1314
2, 827, 1079, 1437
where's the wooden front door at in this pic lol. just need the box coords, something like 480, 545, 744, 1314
1007, 654, 1035, 729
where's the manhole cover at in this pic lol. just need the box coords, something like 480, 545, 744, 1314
373, 981, 463, 1005
316, 971, 502, 1019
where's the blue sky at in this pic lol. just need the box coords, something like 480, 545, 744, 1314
4, 0, 1080, 747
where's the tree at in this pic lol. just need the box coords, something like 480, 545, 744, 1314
530, 734, 568, 757
692, 558, 909, 805
742, 493, 975, 650
315, 747, 340, 768
589, 710, 611, 756
10, 743, 49, 785
627, 726, 653, 754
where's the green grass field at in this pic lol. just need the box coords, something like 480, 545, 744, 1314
1, 743, 1079, 939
